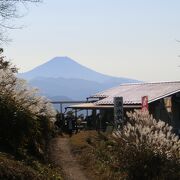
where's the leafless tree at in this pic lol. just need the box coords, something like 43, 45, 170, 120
0, 0, 40, 43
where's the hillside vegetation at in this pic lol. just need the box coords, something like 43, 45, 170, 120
0, 55, 63, 179
0, 152, 63, 180
70, 111, 180, 180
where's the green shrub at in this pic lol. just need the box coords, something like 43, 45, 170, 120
113, 110, 180, 179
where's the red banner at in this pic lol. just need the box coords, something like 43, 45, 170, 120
142, 96, 148, 111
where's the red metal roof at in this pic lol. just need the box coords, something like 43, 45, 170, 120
91, 81, 180, 105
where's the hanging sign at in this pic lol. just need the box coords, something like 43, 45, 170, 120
114, 97, 123, 128
142, 96, 148, 111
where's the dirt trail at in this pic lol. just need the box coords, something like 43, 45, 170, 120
49, 137, 88, 180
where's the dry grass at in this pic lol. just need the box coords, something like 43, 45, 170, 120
0, 152, 63, 180
69, 131, 124, 180
68, 111, 180, 180
70, 130, 97, 149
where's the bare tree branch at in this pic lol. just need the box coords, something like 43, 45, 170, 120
0, 0, 41, 43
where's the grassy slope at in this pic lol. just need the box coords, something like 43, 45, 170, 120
69, 131, 125, 180
0, 152, 63, 180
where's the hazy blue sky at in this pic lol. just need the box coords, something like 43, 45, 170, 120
4, 0, 180, 81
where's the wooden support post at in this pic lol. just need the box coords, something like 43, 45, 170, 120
92, 109, 96, 130
86, 98, 89, 118
60, 103, 63, 120
60, 103, 63, 113
100, 115, 102, 132
75, 109, 78, 133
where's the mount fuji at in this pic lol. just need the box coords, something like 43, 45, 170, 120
19, 57, 139, 100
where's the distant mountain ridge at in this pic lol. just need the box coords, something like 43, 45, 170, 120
19, 57, 140, 100
20, 57, 138, 83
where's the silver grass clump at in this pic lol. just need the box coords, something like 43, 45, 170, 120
0, 68, 56, 121
0, 56, 56, 157
114, 110, 180, 162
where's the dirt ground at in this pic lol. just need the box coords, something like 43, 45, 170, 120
49, 136, 88, 180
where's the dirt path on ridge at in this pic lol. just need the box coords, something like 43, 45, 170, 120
49, 136, 88, 180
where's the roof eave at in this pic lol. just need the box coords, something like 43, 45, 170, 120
149, 89, 180, 103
